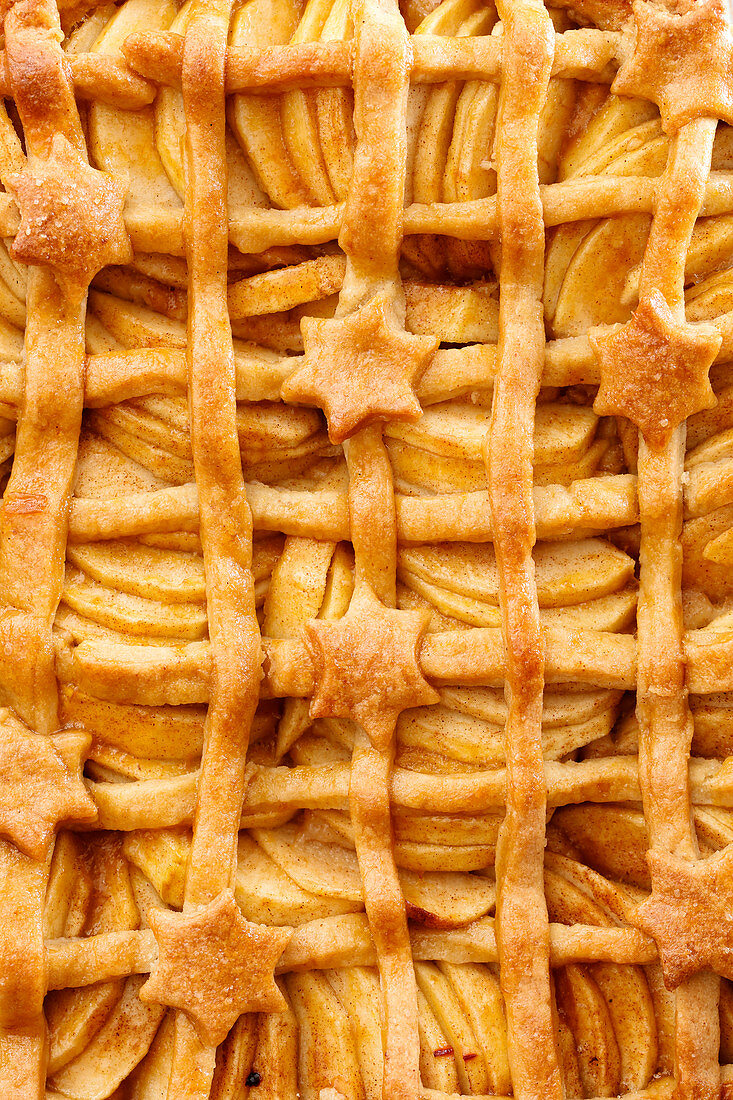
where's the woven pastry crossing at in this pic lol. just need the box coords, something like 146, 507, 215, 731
1, 0, 733, 1097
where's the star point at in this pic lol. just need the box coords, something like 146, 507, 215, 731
140, 890, 292, 1048
612, 0, 733, 132
590, 290, 720, 446
304, 581, 439, 750
631, 845, 733, 988
281, 291, 438, 444
0, 707, 96, 860
7, 132, 131, 288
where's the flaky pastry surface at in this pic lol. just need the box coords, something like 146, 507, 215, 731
2, 0, 733, 1098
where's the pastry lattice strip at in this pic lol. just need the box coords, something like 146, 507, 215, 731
284, 2, 435, 1094
79, 754, 733, 829
56, 621, 733, 700
582, 0, 733, 1088
3, 167, 733, 252
121, 0, 311, 1083
0, 0, 130, 1088
481, 3, 560, 1093
0, 22, 621, 101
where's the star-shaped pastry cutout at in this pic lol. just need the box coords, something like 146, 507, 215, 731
0, 707, 96, 860
304, 581, 439, 750
612, 0, 733, 132
7, 133, 131, 290
631, 845, 733, 988
590, 291, 720, 446
281, 291, 438, 444
140, 890, 292, 1047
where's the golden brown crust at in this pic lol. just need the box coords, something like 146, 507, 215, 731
141, 890, 292, 1047
282, 291, 437, 443
591, 291, 720, 446
7, 134, 131, 290
305, 580, 439, 750
613, 0, 733, 133
1, 0, 733, 1095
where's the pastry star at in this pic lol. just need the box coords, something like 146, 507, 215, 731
304, 581, 439, 751
631, 845, 733, 989
612, 0, 733, 132
0, 707, 96, 860
141, 890, 292, 1047
7, 133, 131, 289
281, 291, 438, 444
590, 291, 720, 446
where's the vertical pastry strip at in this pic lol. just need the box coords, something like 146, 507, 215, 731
591, 6, 733, 1096
635, 121, 721, 1100
345, 425, 418, 1100
485, 3, 560, 1099
298, 3, 437, 1096
0, 0, 114, 1088
179, 0, 259, 912
337, 5, 417, 1096
141, 1, 289, 1093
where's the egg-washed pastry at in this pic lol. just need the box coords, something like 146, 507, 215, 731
1, 0, 733, 1097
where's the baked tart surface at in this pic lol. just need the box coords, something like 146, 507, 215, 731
1, 0, 733, 1096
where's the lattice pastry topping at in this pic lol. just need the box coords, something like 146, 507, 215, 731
282, 290, 439, 443
7, 133, 131, 288
591, 289, 721, 445
141, 889, 293, 1046
305, 579, 439, 748
4, 0, 733, 1098
612, 0, 733, 132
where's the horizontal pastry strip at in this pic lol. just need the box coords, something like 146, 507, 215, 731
44, 917, 654, 993
64, 476, 637, 543
1, 172, 733, 253
82, 756, 733, 831
55, 625, 733, 702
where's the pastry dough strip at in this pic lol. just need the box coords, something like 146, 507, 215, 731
331, 4, 421, 1095
5, 308, 733, 419
635, 116, 722, 1099
485, 4, 559, 1098
84, 754, 733, 831
57, 621, 733, 706
43, 919, 657, 990
4, 170, 732, 252
64, 474, 639, 544
0, 0, 95, 1088
120, 23, 618, 91
162, 0, 264, 1092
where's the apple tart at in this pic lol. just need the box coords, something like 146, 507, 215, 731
2, 0, 733, 1097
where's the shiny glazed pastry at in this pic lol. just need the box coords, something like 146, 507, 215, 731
1, 0, 733, 1097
